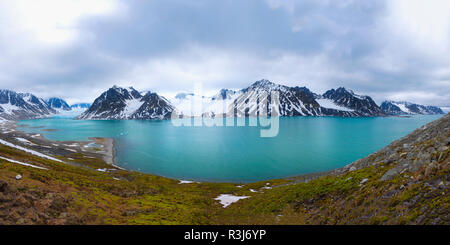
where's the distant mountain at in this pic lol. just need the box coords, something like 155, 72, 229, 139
47, 98, 71, 111
77, 80, 388, 120
320, 87, 385, 117
8, 80, 439, 121
77, 86, 173, 120
0, 89, 56, 120
381, 101, 444, 115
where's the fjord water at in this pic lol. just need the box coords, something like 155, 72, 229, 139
18, 115, 441, 183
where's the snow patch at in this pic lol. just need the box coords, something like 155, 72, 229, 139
392, 102, 412, 114
0, 139, 64, 163
0, 103, 21, 114
15, 138, 37, 146
179, 180, 194, 184
123, 99, 144, 117
316, 99, 354, 112
214, 194, 249, 208
0, 156, 48, 170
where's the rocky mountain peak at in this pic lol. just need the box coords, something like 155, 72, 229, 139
322, 87, 384, 116
247, 79, 285, 91
77, 85, 172, 120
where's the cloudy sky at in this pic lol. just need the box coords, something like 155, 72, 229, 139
0, 0, 449, 106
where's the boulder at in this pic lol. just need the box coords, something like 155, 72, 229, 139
381, 167, 401, 181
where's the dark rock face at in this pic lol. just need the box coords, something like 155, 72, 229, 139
129, 92, 174, 119
77, 86, 173, 120
381, 101, 444, 115
231, 80, 323, 117
47, 98, 71, 111
322, 87, 385, 116
0, 90, 56, 120
380, 101, 404, 115
77, 86, 141, 119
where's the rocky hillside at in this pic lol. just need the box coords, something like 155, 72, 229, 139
381, 101, 444, 115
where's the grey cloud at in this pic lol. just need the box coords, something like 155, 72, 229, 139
0, 0, 448, 106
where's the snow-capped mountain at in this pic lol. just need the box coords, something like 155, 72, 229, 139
380, 101, 444, 115
47, 98, 71, 111
226, 80, 385, 117
320, 87, 385, 116
77, 86, 173, 120
167, 80, 384, 118
230, 79, 321, 117
0, 89, 56, 120
70, 80, 446, 121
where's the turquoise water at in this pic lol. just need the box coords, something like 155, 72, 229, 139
18, 115, 442, 183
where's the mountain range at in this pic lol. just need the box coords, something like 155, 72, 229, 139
77, 79, 444, 120
0, 89, 90, 121
380, 101, 444, 115
1, 80, 445, 121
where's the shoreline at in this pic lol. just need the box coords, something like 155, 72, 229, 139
90, 137, 124, 170
1, 121, 123, 170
